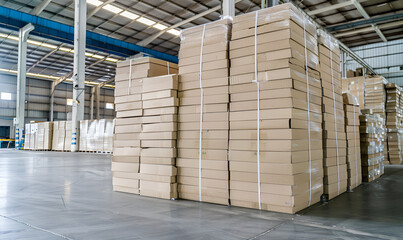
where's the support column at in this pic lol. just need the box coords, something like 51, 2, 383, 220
71, 0, 86, 152
15, 23, 34, 150
50, 81, 55, 122
222, 0, 235, 18
96, 85, 100, 120
90, 86, 95, 120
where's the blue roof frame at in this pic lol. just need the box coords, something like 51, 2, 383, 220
0, 6, 178, 63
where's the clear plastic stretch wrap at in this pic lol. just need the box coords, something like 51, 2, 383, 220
228, 3, 322, 214
177, 18, 231, 205
342, 93, 362, 190
51, 121, 66, 151
359, 113, 386, 182
385, 83, 402, 165
318, 27, 347, 200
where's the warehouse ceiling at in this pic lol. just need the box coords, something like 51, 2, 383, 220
0, 0, 402, 85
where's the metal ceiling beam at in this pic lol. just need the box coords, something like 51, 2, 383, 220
27, 44, 63, 72
99, 78, 115, 88
30, 0, 52, 16
351, 0, 387, 42
0, 6, 178, 63
335, 20, 403, 37
87, 0, 117, 20
137, 0, 243, 47
306, 0, 367, 15
327, 12, 403, 32
55, 57, 106, 87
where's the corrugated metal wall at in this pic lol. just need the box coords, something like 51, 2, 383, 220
346, 39, 403, 86
0, 74, 115, 136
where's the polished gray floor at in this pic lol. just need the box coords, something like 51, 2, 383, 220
0, 150, 402, 240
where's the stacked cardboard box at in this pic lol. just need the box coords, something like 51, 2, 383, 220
63, 121, 72, 151
228, 4, 323, 213
24, 124, 31, 150
103, 119, 114, 152
364, 76, 386, 118
385, 83, 402, 165
359, 111, 385, 182
138, 74, 178, 199
79, 120, 88, 151
52, 121, 66, 151
176, 19, 231, 205
342, 76, 365, 110
342, 93, 362, 190
113, 57, 178, 196
318, 30, 347, 200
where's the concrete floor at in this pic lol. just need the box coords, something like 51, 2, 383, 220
0, 150, 402, 240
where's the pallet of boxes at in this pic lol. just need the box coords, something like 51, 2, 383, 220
359, 109, 386, 182
228, 3, 323, 213
113, 57, 179, 199
318, 30, 347, 200
385, 83, 402, 165
176, 18, 231, 205
52, 121, 66, 151
342, 93, 362, 190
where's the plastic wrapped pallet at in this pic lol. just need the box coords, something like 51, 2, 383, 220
318, 29, 347, 200
177, 18, 231, 205
103, 119, 114, 152
64, 121, 72, 151
342, 76, 387, 117
87, 120, 97, 151
79, 120, 88, 151
228, 3, 322, 213
342, 93, 362, 190
43, 122, 53, 150
385, 83, 402, 165
113, 57, 178, 196
25, 124, 31, 150
52, 121, 66, 151
359, 111, 385, 182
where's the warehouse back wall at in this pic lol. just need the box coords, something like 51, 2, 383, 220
0, 74, 115, 138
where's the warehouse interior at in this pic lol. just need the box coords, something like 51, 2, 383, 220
0, 0, 403, 239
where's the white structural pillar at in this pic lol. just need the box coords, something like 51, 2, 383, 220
90, 87, 95, 120
15, 23, 34, 149
96, 85, 100, 120
222, 0, 235, 18
71, 0, 86, 152
50, 81, 55, 122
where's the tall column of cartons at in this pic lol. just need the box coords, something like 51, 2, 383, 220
139, 75, 178, 199
44, 122, 53, 150
25, 124, 31, 150
318, 30, 347, 200
79, 120, 88, 151
359, 111, 386, 182
342, 93, 362, 190
113, 57, 178, 195
103, 120, 114, 153
228, 4, 323, 214
51, 121, 58, 150
31, 123, 37, 150
176, 19, 231, 205
63, 121, 72, 151
385, 83, 402, 165
36, 123, 45, 150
